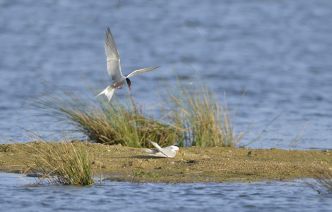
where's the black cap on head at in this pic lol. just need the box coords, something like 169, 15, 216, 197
126, 78, 132, 89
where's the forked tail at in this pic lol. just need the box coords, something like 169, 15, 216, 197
97, 86, 115, 102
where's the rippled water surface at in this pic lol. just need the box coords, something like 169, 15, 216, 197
1, 173, 331, 212
0, 1, 332, 211
0, 0, 331, 148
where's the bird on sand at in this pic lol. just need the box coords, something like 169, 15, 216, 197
97, 27, 159, 101
144, 141, 179, 158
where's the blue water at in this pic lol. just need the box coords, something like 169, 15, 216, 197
0, 173, 331, 212
0, 0, 332, 211
0, 0, 331, 149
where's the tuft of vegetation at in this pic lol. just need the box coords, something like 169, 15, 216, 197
168, 86, 241, 147
37, 84, 241, 148
37, 96, 180, 148
25, 141, 94, 186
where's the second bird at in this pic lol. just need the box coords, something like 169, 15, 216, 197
97, 27, 159, 101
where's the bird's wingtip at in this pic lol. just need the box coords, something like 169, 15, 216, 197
149, 140, 156, 145
105, 27, 112, 38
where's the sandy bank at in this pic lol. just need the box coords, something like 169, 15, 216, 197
0, 142, 331, 183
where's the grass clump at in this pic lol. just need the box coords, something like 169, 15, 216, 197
169, 86, 241, 147
26, 141, 94, 186
37, 84, 241, 148
38, 96, 180, 148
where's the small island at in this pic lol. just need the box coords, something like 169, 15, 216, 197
0, 142, 331, 183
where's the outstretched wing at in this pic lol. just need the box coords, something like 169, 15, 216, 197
105, 27, 123, 81
150, 141, 164, 152
149, 141, 176, 158
126, 66, 159, 78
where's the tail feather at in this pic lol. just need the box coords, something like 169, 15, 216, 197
97, 86, 115, 102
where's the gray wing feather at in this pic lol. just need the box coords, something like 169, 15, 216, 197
105, 27, 123, 81
126, 66, 159, 78
149, 141, 176, 158
144, 148, 158, 154
160, 148, 177, 158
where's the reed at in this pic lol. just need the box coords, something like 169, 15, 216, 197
26, 141, 94, 186
37, 96, 180, 148
168, 86, 241, 147
37, 84, 241, 148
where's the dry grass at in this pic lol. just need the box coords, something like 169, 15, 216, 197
37, 96, 180, 148
25, 141, 94, 186
36, 84, 241, 148
169, 86, 242, 147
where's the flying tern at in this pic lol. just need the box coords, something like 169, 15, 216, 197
144, 141, 179, 158
97, 27, 159, 101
